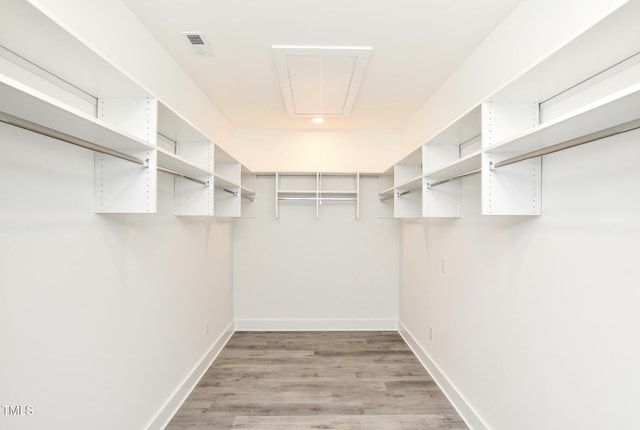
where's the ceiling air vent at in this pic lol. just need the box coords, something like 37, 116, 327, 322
183, 32, 210, 56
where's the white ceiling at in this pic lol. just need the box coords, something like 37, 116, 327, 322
122, 0, 522, 130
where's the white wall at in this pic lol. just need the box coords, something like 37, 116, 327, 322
0, 123, 233, 430
235, 128, 401, 173
233, 176, 400, 330
400, 129, 640, 430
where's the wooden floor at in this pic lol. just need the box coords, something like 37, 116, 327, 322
166, 331, 468, 430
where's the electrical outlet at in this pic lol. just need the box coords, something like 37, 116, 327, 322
441, 258, 447, 274
429, 325, 434, 341
204, 320, 209, 336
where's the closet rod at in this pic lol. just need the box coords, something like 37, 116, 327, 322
379, 195, 394, 202
427, 168, 481, 189
217, 187, 238, 196
278, 197, 357, 201
320, 197, 357, 201
158, 166, 209, 186
459, 134, 482, 148
397, 189, 416, 197
0, 111, 147, 167
492, 118, 640, 169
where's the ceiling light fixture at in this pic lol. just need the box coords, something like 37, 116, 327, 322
311, 117, 325, 124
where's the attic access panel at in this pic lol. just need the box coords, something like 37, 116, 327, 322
272, 45, 372, 117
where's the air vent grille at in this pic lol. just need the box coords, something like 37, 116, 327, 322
186, 34, 205, 45
182, 32, 210, 55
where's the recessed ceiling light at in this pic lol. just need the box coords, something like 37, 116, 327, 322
311, 117, 325, 124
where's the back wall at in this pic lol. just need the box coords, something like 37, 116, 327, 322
233, 176, 399, 330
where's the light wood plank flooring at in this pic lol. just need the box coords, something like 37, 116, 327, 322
166, 331, 468, 430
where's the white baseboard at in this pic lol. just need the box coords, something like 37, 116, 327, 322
234, 318, 398, 331
145, 321, 235, 430
398, 321, 489, 430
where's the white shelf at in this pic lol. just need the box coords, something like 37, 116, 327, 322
487, 83, 640, 156
157, 148, 212, 176
0, 75, 153, 155
490, 2, 640, 105
424, 150, 482, 181
214, 173, 240, 189
395, 175, 422, 192
241, 185, 255, 195
427, 106, 482, 147
276, 171, 359, 219
278, 190, 316, 195
379, 186, 394, 195
157, 102, 209, 144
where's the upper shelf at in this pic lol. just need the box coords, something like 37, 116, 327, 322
240, 185, 255, 196
487, 83, 640, 155
490, 1, 640, 104
319, 190, 358, 195
396, 175, 422, 192
0, 74, 153, 154
214, 173, 240, 189
426, 106, 482, 147
424, 150, 482, 180
157, 148, 212, 176
157, 102, 209, 144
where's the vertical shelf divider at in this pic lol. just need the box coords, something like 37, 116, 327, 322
94, 97, 157, 213
481, 101, 541, 215
174, 140, 214, 216
316, 172, 320, 219
423, 143, 461, 217
214, 145, 242, 217
356, 172, 360, 219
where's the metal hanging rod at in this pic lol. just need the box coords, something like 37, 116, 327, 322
217, 187, 238, 196
0, 46, 97, 105
379, 195, 394, 202
157, 132, 177, 145
0, 110, 147, 167
492, 118, 640, 170
158, 166, 209, 187
459, 134, 482, 148
320, 197, 357, 201
242, 194, 255, 202
278, 197, 316, 201
397, 188, 421, 197
540, 50, 640, 106
278, 197, 357, 202
427, 168, 481, 189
